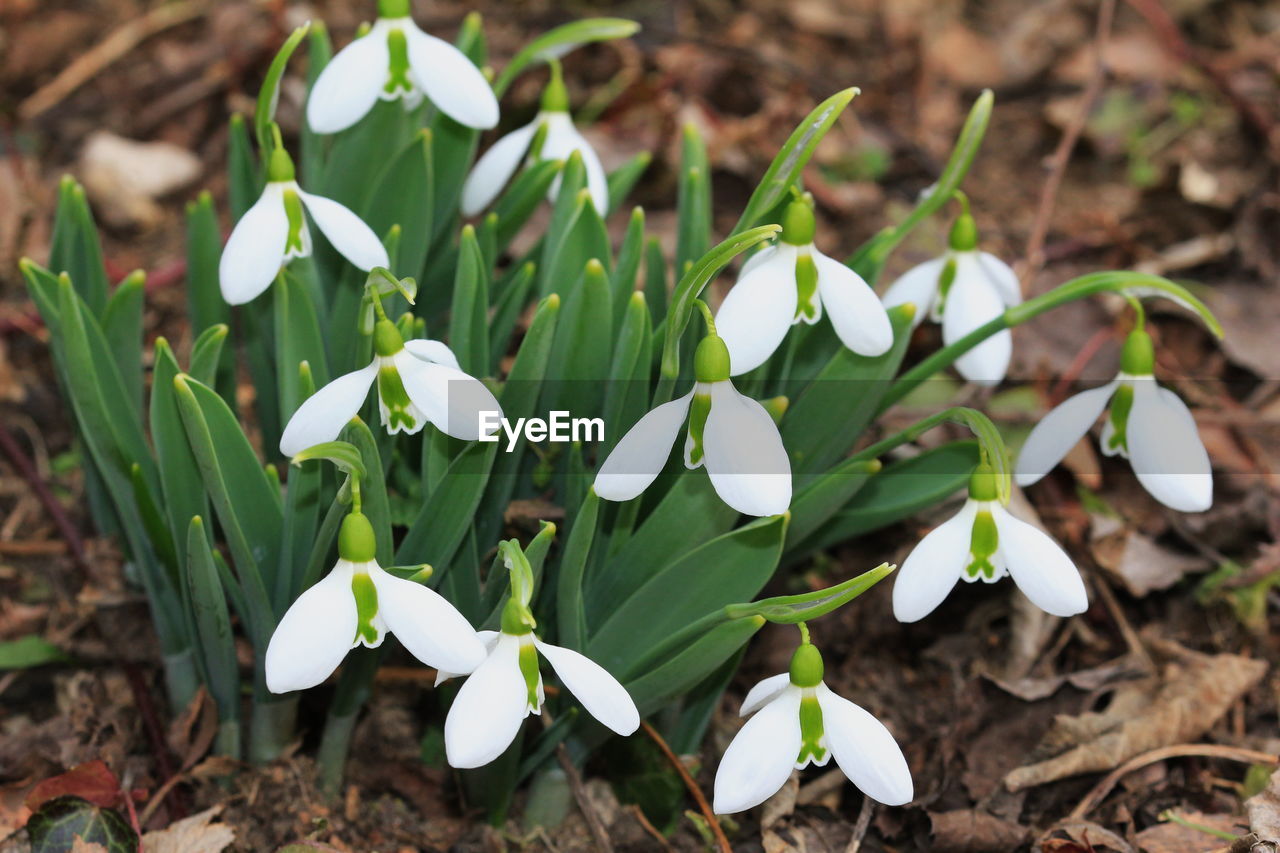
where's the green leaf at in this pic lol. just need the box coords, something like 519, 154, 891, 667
228, 114, 261, 221
675, 124, 711, 273
185, 193, 234, 402
605, 152, 651, 215
785, 457, 880, 548
150, 339, 208, 576
493, 18, 640, 96
727, 563, 894, 623
488, 261, 537, 368
0, 635, 68, 669
100, 270, 144, 418
589, 514, 788, 675
397, 441, 498, 568
556, 490, 599, 649
449, 225, 491, 375
545, 259, 612, 418
300, 21, 334, 188
273, 271, 330, 424
48, 176, 109, 316
624, 616, 764, 717
255, 22, 310, 156
602, 291, 653, 453
732, 87, 858, 235
28, 796, 137, 853
289, 441, 368, 480
643, 236, 668, 320
185, 516, 241, 752
610, 207, 645, 328
363, 130, 435, 280
425, 15, 486, 244
189, 323, 230, 387
541, 184, 612, 301
492, 158, 562, 253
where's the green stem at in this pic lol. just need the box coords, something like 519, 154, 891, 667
160, 648, 201, 712
248, 694, 299, 764
302, 493, 347, 591
317, 646, 383, 792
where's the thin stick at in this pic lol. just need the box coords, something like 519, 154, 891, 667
1020, 0, 1117, 288
845, 796, 876, 853
0, 425, 89, 584
1070, 743, 1278, 820
625, 804, 673, 852
555, 742, 614, 853
641, 721, 731, 853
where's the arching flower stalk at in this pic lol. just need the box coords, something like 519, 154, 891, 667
1015, 317, 1212, 512
460, 58, 608, 216
716, 195, 893, 375
219, 132, 388, 305
594, 301, 792, 517
881, 193, 1020, 385
306, 0, 499, 134
892, 462, 1088, 622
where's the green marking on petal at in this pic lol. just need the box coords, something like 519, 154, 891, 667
686, 391, 712, 466
935, 255, 958, 312
384, 28, 414, 97
797, 693, 827, 766
518, 638, 542, 711
351, 569, 380, 646
966, 508, 999, 580
283, 189, 306, 256
1108, 383, 1134, 454
377, 364, 419, 432
795, 253, 819, 322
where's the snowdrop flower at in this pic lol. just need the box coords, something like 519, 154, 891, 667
279, 313, 500, 456
716, 196, 893, 374
713, 635, 912, 814
1015, 326, 1212, 512
443, 597, 639, 768
460, 59, 607, 217
594, 324, 791, 516
266, 511, 485, 692
881, 205, 1020, 385
892, 464, 1088, 622
306, 0, 498, 134
219, 142, 387, 305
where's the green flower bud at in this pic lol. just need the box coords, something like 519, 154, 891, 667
694, 334, 731, 384
780, 198, 816, 246
1120, 327, 1154, 376
338, 512, 378, 562
789, 642, 824, 688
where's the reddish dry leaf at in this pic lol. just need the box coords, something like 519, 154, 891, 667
24, 761, 123, 812
1004, 642, 1266, 791
929, 809, 1029, 853
1134, 811, 1242, 853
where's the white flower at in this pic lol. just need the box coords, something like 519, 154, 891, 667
891, 470, 1088, 622
460, 61, 607, 216
306, 0, 498, 134
442, 628, 640, 768
1014, 328, 1212, 512
278, 323, 500, 456
713, 643, 912, 814
593, 334, 791, 517
716, 199, 893, 375
266, 513, 485, 693
881, 213, 1020, 385
219, 152, 388, 306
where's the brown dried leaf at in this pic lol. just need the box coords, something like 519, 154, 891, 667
24, 761, 122, 812
69, 839, 110, 853
1246, 766, 1280, 842
1004, 642, 1266, 791
928, 809, 1029, 853
141, 806, 235, 853
1134, 811, 1241, 853
1091, 525, 1210, 597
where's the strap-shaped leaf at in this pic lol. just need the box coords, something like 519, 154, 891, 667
48, 176, 110, 316
254, 22, 310, 157
556, 490, 599, 649
492, 158, 562, 254
185, 516, 241, 757
493, 18, 640, 96
100, 270, 144, 419
727, 563, 894, 624
151, 338, 209, 577
601, 291, 653, 454
227, 114, 260, 221
624, 615, 764, 717
675, 123, 711, 273
397, 440, 498, 568
609, 207, 645, 329
364, 130, 435, 281
274, 271, 330, 425
449, 225, 491, 375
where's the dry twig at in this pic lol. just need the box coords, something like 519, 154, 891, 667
555, 743, 614, 853
641, 721, 731, 853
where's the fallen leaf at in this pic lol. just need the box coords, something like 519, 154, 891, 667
141, 806, 234, 853
1091, 524, 1211, 597
25, 762, 122, 812
928, 809, 1028, 852
1004, 640, 1267, 791
1043, 819, 1134, 851
1246, 766, 1280, 842
79, 131, 201, 228
1134, 811, 1241, 853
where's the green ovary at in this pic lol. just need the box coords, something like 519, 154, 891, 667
797, 694, 827, 766
965, 508, 1000, 580
1107, 384, 1134, 454
377, 365, 419, 432
351, 570, 380, 646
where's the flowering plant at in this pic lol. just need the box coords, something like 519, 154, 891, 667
23, 1, 1222, 829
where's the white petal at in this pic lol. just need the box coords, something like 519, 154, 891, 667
219, 184, 288, 305
542, 114, 609, 214
368, 565, 487, 674
703, 382, 792, 516
265, 560, 357, 693
817, 685, 913, 806
435, 631, 501, 686
306, 31, 391, 134
1015, 383, 1118, 486
1127, 380, 1213, 512
393, 351, 501, 441
892, 501, 975, 623
714, 244, 799, 376
881, 257, 944, 330
978, 252, 1022, 307
460, 121, 539, 216
740, 672, 790, 717
813, 248, 894, 357
739, 245, 777, 278
403, 338, 461, 369
594, 392, 693, 501
993, 506, 1088, 617
297, 190, 389, 272
279, 361, 378, 457
943, 255, 1010, 385
403, 25, 499, 130
445, 634, 528, 768
713, 687, 802, 814
535, 639, 639, 735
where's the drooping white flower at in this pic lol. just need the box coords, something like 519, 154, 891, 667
306, 0, 498, 134
442, 603, 640, 769
713, 641, 912, 814
892, 465, 1088, 623
266, 512, 485, 693
716, 197, 893, 374
219, 146, 387, 305
881, 210, 1020, 385
279, 319, 499, 456
1015, 327, 1212, 512
593, 332, 791, 517
460, 60, 607, 217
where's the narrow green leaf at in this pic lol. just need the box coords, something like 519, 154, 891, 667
545, 259, 612, 419
255, 22, 310, 156
300, 20, 333, 188
363, 129, 435, 280
228, 114, 260, 221
601, 291, 652, 453
0, 635, 68, 669
624, 616, 764, 717
488, 261, 537, 368
605, 152, 651, 215
610, 207, 645, 328
274, 271, 330, 424
675, 124, 711, 273
449, 225, 491, 375
492, 158, 562, 253
189, 324, 230, 387
185, 516, 241, 751
493, 18, 640, 96
556, 490, 599, 649
48, 177, 109, 316
643, 236, 667, 321
185, 193, 235, 403
100, 270, 144, 418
